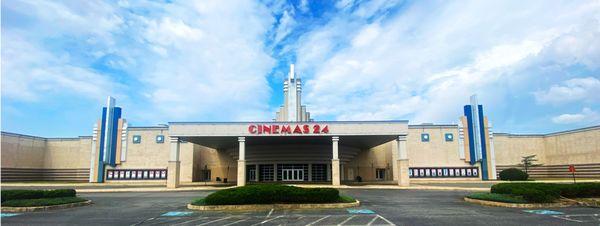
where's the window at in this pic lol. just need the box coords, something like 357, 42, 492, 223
156, 135, 164, 143
421, 133, 430, 142
445, 133, 454, 142
375, 169, 386, 180
132, 135, 141, 144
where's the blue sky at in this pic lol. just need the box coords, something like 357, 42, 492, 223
2, 0, 599, 137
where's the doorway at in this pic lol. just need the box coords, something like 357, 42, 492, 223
282, 169, 304, 181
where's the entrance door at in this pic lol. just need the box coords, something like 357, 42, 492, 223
282, 169, 304, 181
348, 168, 354, 181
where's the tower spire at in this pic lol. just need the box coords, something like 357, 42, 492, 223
289, 64, 295, 79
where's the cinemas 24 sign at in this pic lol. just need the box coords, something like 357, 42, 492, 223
248, 124, 329, 134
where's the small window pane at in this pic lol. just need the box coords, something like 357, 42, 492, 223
445, 133, 454, 142
156, 135, 165, 143
421, 133, 430, 142
133, 135, 141, 144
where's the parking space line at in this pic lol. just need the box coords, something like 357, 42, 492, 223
377, 214, 396, 226
223, 218, 248, 226
170, 217, 209, 226
367, 215, 380, 225
552, 215, 584, 223
252, 215, 282, 225
338, 215, 356, 225
306, 215, 330, 226
197, 216, 233, 226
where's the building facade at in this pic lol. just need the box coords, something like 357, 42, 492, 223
2, 65, 600, 186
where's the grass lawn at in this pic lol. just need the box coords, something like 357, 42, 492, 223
466, 192, 528, 203
2, 197, 87, 207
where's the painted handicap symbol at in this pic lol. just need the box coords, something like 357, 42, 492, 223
347, 209, 376, 214
161, 211, 194, 217
523, 210, 564, 215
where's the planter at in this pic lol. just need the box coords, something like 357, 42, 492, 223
464, 197, 570, 208
1, 200, 92, 213
188, 200, 360, 211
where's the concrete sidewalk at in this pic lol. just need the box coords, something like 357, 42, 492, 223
3, 179, 597, 193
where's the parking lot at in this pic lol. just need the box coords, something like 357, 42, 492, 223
2, 189, 599, 225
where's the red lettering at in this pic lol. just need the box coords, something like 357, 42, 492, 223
248, 125, 257, 134
321, 125, 329, 133
263, 125, 271, 134
281, 125, 291, 133
293, 125, 302, 134
303, 125, 309, 134
249, 124, 329, 135
313, 125, 320, 133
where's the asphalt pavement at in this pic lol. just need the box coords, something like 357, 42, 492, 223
2, 189, 599, 225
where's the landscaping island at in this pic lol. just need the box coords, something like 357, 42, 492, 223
188, 184, 359, 211
1, 189, 91, 212
465, 182, 600, 208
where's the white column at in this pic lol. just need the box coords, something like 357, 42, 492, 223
397, 135, 409, 187
332, 136, 340, 186
167, 137, 181, 188
237, 137, 246, 186
489, 122, 497, 180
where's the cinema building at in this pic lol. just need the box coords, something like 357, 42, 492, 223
2, 65, 600, 187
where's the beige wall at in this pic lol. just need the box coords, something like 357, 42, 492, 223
493, 135, 546, 165
115, 128, 198, 183
407, 126, 467, 167
1, 133, 46, 168
44, 138, 92, 169
494, 126, 600, 166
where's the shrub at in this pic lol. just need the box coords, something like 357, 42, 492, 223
557, 183, 600, 198
466, 192, 527, 203
202, 184, 341, 205
498, 168, 529, 181
2, 197, 86, 207
1, 189, 76, 202
491, 183, 600, 203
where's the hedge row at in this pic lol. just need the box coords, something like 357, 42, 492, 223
203, 184, 340, 205
1, 189, 76, 202
491, 183, 600, 203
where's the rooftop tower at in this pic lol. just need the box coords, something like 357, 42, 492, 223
275, 64, 312, 122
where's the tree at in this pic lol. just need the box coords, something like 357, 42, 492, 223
519, 155, 542, 173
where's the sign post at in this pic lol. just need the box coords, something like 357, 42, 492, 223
568, 165, 576, 184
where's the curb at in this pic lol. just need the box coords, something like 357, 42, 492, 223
464, 197, 571, 208
1, 200, 92, 213
73, 186, 488, 193
187, 200, 360, 211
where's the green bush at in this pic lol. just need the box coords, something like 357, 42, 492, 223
202, 184, 342, 205
466, 192, 527, 203
498, 168, 529, 181
556, 183, 600, 198
2, 197, 86, 207
491, 182, 600, 203
1, 189, 76, 202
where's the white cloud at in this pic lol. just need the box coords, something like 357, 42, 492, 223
131, 1, 277, 121
534, 77, 600, 105
273, 10, 296, 44
552, 108, 600, 124
294, 0, 600, 124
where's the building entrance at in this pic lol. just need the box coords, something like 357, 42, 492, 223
282, 169, 304, 181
